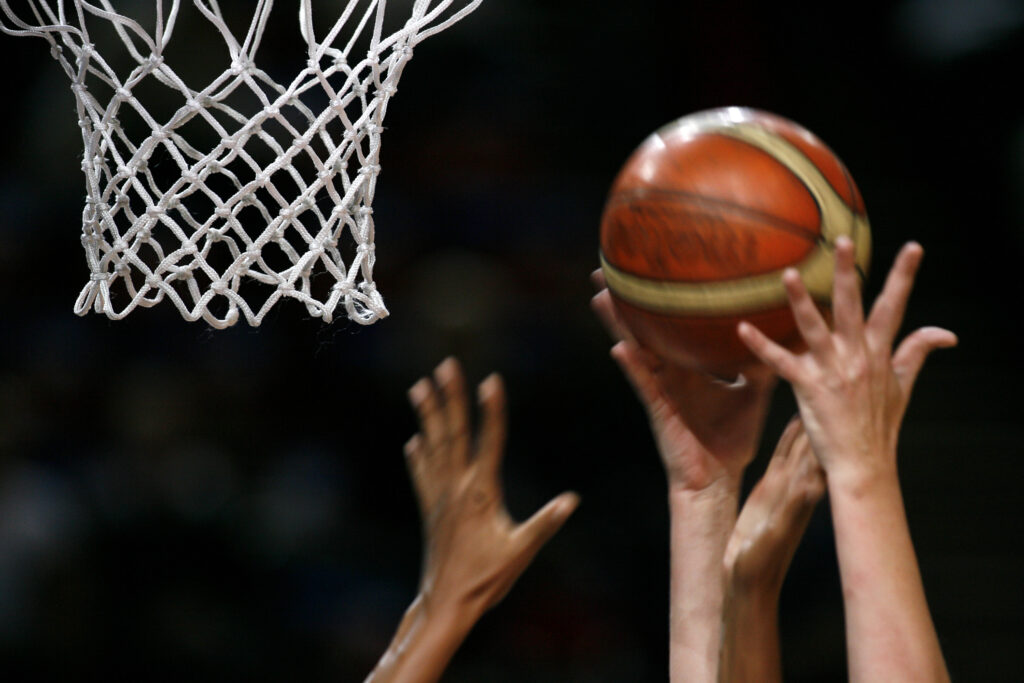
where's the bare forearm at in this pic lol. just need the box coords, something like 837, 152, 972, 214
828, 468, 949, 683
365, 595, 478, 683
668, 480, 741, 683
719, 589, 782, 683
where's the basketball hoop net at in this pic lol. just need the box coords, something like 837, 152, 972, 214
0, 0, 481, 327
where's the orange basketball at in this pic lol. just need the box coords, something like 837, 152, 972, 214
599, 107, 871, 377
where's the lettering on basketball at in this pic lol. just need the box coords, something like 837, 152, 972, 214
607, 200, 759, 277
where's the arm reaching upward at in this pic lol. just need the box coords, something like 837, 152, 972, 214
719, 417, 825, 683
592, 274, 777, 683
365, 358, 579, 683
738, 238, 955, 682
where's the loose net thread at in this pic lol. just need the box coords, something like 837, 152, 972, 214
0, 0, 481, 327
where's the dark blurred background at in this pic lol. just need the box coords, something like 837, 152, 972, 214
1, 0, 1022, 680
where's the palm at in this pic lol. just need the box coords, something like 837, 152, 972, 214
419, 467, 527, 611
737, 239, 958, 479
406, 359, 578, 616
591, 275, 776, 490
631, 349, 776, 488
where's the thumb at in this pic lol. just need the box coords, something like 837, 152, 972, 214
611, 341, 669, 423
514, 491, 580, 558
892, 326, 958, 395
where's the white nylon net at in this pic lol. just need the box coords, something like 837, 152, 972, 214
0, 0, 481, 327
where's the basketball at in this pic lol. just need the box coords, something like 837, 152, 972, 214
599, 107, 871, 377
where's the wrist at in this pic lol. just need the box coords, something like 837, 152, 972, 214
417, 590, 485, 637
726, 569, 785, 605
368, 593, 477, 683
824, 454, 899, 500
668, 472, 742, 505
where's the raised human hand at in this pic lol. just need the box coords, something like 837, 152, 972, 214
406, 358, 579, 618
718, 417, 825, 683
591, 272, 776, 491
724, 417, 825, 596
365, 358, 578, 683
737, 238, 957, 486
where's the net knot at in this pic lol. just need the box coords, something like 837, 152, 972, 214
77, 43, 96, 62
90, 272, 110, 282
229, 58, 252, 76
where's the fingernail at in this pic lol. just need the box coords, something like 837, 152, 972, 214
560, 492, 581, 515
435, 357, 459, 386
478, 373, 500, 402
408, 378, 429, 404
